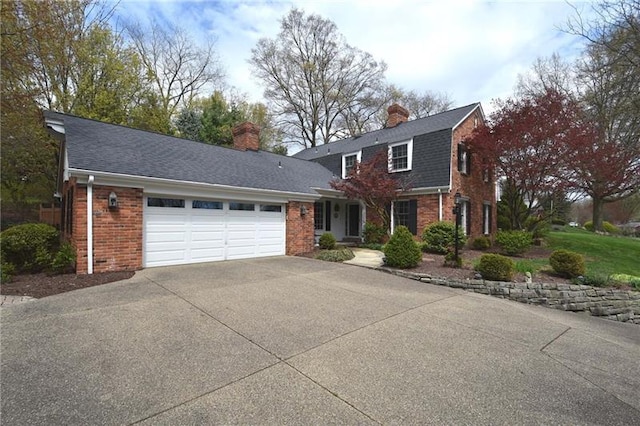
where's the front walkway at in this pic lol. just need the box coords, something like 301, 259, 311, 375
0, 294, 37, 308
344, 248, 385, 268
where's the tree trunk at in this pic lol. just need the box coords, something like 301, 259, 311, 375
592, 196, 605, 232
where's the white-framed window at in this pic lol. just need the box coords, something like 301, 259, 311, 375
460, 199, 471, 235
458, 142, 470, 175
314, 202, 324, 230
483, 203, 492, 235
388, 140, 413, 172
342, 151, 361, 178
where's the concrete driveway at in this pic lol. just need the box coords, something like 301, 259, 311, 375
1, 257, 639, 425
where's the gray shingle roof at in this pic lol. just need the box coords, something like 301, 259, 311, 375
293, 103, 480, 160
47, 112, 336, 195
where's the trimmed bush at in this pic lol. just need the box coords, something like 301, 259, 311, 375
1, 261, 16, 283
495, 230, 532, 256
471, 236, 491, 250
0, 223, 59, 273
584, 220, 618, 233
363, 222, 386, 244
384, 225, 422, 268
476, 254, 515, 281
549, 249, 585, 278
50, 242, 77, 275
421, 221, 467, 254
315, 248, 354, 262
318, 232, 336, 250
602, 221, 619, 234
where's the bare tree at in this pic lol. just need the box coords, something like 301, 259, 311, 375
566, 0, 640, 68
249, 8, 387, 148
515, 53, 580, 100
126, 19, 225, 120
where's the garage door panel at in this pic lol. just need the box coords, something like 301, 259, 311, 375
145, 199, 285, 267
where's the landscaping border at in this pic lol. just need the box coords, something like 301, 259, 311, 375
379, 267, 640, 324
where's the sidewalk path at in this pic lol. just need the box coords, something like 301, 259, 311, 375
0, 294, 37, 308
344, 247, 385, 268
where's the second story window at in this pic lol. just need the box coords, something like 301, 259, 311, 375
388, 140, 413, 172
458, 142, 470, 175
342, 151, 361, 178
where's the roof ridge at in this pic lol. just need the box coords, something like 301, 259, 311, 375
46, 110, 313, 165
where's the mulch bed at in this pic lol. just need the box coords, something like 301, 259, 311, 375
300, 245, 573, 285
1, 271, 135, 299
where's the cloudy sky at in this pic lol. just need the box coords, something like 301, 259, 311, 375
111, 0, 594, 112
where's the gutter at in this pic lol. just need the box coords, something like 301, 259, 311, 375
87, 175, 94, 274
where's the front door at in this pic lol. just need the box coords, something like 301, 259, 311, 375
347, 204, 360, 237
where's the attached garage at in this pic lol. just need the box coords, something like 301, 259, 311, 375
144, 196, 286, 267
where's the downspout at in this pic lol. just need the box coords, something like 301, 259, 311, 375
438, 189, 443, 221
87, 175, 94, 274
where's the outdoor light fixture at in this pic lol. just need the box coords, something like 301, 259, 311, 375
300, 205, 308, 216
108, 192, 118, 209
452, 192, 462, 265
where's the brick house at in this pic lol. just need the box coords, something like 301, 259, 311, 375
45, 102, 495, 274
294, 103, 496, 243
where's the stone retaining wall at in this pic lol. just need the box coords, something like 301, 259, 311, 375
380, 268, 640, 324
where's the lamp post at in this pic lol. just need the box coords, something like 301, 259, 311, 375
452, 192, 461, 265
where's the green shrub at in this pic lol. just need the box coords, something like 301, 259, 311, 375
360, 243, 384, 251
476, 254, 515, 281
583, 220, 618, 233
549, 249, 585, 278
1, 261, 16, 283
495, 230, 532, 256
471, 236, 491, 250
315, 248, 354, 262
363, 222, 386, 244
551, 219, 566, 226
318, 232, 336, 250
602, 221, 619, 234
384, 226, 422, 268
0, 223, 59, 273
575, 274, 610, 287
610, 274, 640, 286
50, 242, 76, 275
421, 221, 467, 254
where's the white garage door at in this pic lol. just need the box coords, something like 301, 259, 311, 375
144, 197, 285, 267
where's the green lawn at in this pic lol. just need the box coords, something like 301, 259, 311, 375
546, 228, 640, 277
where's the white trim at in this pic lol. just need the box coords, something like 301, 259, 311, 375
451, 103, 485, 132
387, 139, 413, 173
403, 186, 450, 196
438, 189, 443, 221
341, 151, 361, 178
66, 168, 321, 203
87, 175, 94, 274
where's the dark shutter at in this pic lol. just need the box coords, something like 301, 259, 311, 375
408, 199, 418, 235
467, 149, 471, 174
466, 201, 471, 236
457, 143, 464, 171
325, 200, 331, 231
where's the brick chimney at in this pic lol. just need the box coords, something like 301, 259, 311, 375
232, 122, 260, 151
386, 103, 410, 128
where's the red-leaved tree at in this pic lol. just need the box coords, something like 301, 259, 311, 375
330, 150, 409, 232
469, 89, 591, 228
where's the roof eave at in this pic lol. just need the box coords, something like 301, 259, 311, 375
66, 168, 322, 203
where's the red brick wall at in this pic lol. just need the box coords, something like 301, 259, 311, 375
450, 110, 496, 237
286, 201, 315, 255
64, 180, 143, 274
91, 186, 143, 273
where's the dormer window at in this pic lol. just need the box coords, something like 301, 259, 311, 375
388, 140, 413, 172
458, 142, 470, 175
342, 151, 361, 178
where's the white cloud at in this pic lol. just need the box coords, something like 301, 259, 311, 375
111, 0, 593, 110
